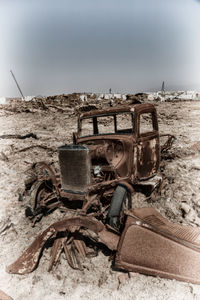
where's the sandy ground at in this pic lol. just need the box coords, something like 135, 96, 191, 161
0, 98, 200, 300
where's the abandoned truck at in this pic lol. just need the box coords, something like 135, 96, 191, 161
25, 103, 165, 229
8, 103, 200, 285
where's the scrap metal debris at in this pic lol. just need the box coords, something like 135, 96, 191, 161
160, 134, 175, 153
0, 289, 13, 300
7, 208, 200, 285
6, 216, 118, 274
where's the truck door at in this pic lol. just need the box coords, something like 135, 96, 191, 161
137, 109, 160, 179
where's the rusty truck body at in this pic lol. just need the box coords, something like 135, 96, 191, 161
8, 103, 200, 286
26, 103, 162, 229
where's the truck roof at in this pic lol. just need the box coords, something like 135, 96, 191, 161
79, 103, 155, 118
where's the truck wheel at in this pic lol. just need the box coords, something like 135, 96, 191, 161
25, 177, 56, 218
25, 162, 59, 219
107, 184, 132, 231
25, 180, 46, 217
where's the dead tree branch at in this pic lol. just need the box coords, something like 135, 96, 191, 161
0, 133, 37, 140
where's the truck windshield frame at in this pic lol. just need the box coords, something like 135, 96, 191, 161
79, 112, 134, 138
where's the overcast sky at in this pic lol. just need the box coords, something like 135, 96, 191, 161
0, 0, 200, 97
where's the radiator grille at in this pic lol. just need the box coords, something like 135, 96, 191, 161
59, 145, 90, 193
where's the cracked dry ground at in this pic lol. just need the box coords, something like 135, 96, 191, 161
0, 100, 200, 300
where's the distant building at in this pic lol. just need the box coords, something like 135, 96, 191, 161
147, 90, 200, 101
0, 97, 7, 104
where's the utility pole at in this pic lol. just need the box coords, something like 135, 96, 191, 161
161, 81, 165, 95
10, 70, 24, 98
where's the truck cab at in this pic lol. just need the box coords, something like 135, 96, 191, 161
73, 103, 160, 184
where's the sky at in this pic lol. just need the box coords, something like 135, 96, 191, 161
0, 0, 200, 97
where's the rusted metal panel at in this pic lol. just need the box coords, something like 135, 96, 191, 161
115, 207, 200, 285
137, 135, 160, 179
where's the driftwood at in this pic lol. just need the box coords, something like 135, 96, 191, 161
15, 145, 56, 153
0, 133, 37, 140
